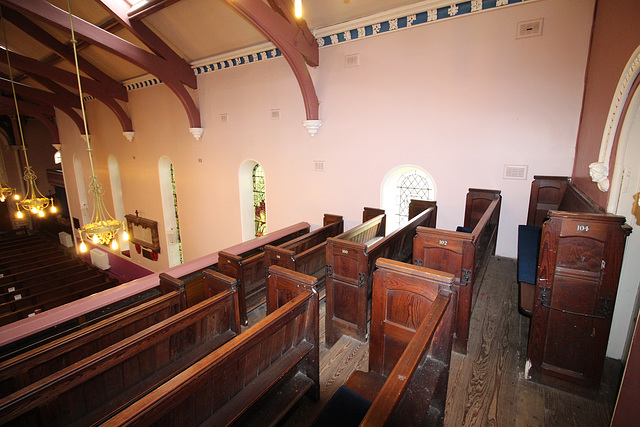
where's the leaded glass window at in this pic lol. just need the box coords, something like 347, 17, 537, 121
253, 164, 266, 237
395, 170, 434, 226
170, 164, 183, 264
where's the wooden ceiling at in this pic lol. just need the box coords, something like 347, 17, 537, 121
0, 0, 427, 143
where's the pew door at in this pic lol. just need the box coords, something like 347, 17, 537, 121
527, 211, 630, 391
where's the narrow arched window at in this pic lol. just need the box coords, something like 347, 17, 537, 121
54, 151, 62, 165
159, 157, 183, 267
252, 164, 266, 237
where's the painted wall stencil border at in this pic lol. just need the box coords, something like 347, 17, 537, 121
122, 0, 534, 92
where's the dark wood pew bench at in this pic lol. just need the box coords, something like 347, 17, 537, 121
312, 258, 456, 426
206, 223, 312, 325
0, 277, 185, 398
325, 201, 437, 345
517, 176, 603, 316
264, 214, 344, 292
0, 258, 85, 286
0, 279, 241, 426
519, 177, 632, 392
413, 188, 501, 354
167, 222, 309, 310
101, 272, 320, 427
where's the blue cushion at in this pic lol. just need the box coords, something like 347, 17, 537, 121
311, 386, 372, 427
517, 225, 542, 284
456, 226, 473, 233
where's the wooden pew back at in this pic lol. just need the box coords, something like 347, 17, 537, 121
363, 259, 456, 426
314, 258, 456, 427
369, 258, 456, 377
266, 264, 319, 314
102, 284, 319, 427
526, 176, 602, 227
0, 283, 184, 398
325, 202, 438, 344
264, 214, 343, 283
413, 189, 501, 354
218, 225, 310, 325
0, 284, 240, 426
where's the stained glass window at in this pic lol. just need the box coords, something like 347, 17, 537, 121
395, 169, 434, 226
253, 164, 266, 237
170, 164, 183, 264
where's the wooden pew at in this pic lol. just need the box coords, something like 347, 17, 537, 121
312, 258, 456, 426
0, 275, 121, 327
525, 212, 630, 392
0, 245, 66, 267
0, 268, 96, 303
0, 253, 72, 276
101, 274, 319, 427
0, 277, 185, 398
217, 220, 318, 326
325, 201, 437, 344
264, 214, 343, 291
517, 176, 603, 315
413, 188, 501, 354
0, 258, 85, 286
0, 281, 241, 426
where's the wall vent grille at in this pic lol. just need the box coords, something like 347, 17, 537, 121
516, 18, 544, 39
504, 165, 528, 180
345, 54, 360, 68
314, 160, 325, 172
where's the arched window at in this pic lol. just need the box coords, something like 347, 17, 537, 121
381, 166, 436, 231
54, 151, 62, 165
108, 155, 129, 254
159, 157, 183, 267
253, 164, 266, 237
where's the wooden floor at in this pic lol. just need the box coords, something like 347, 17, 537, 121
272, 256, 622, 426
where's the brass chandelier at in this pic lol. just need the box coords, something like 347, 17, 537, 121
67, 0, 126, 252
1, 10, 54, 219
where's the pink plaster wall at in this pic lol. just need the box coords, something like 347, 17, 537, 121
55, 0, 595, 264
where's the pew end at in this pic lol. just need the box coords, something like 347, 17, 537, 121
313, 257, 456, 426
412, 189, 500, 355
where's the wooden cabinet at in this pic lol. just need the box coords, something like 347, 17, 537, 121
526, 211, 631, 391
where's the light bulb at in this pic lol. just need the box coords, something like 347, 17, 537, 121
80, 241, 87, 253
294, 0, 302, 18
51, 205, 57, 213
13, 194, 19, 200
92, 235, 99, 244
123, 230, 129, 241
0, 196, 4, 202
16, 210, 23, 219
38, 210, 45, 217
31, 207, 38, 214
111, 239, 118, 250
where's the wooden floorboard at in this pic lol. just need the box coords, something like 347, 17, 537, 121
277, 256, 621, 426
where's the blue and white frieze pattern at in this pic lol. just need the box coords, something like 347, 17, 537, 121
126, 0, 531, 91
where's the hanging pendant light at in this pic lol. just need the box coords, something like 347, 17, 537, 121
66, 0, 127, 252
1, 10, 53, 218
294, 0, 302, 19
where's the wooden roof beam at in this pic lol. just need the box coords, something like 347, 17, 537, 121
0, 104, 59, 144
221, 0, 320, 123
0, 47, 133, 132
0, 77, 84, 134
97, 0, 200, 129
2, 8, 127, 101
0, 0, 201, 129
